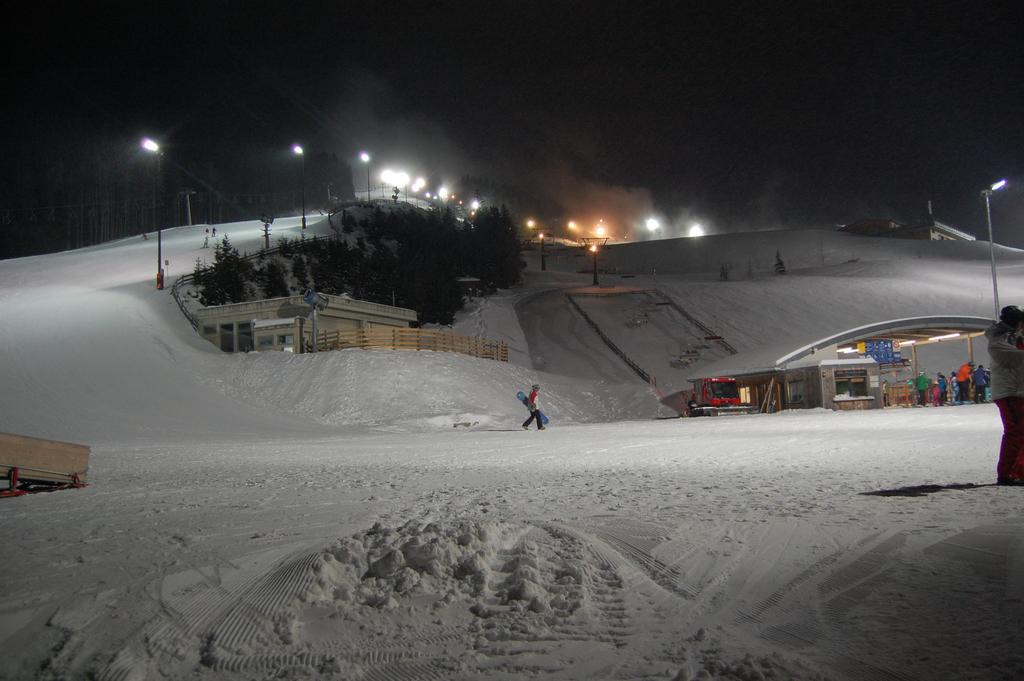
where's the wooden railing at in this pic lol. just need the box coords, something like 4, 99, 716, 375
317, 327, 508, 362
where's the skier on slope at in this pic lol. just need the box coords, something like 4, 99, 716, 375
522, 384, 546, 431
985, 305, 1024, 486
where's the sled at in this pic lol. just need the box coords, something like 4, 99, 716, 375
0, 432, 90, 498
516, 391, 548, 421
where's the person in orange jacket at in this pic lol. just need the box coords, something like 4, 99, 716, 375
956, 361, 974, 403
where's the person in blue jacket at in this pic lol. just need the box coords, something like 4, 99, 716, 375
973, 364, 989, 403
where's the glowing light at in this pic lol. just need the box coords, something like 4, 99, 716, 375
470, 199, 480, 210
595, 225, 606, 236
567, 221, 577, 230
688, 223, 705, 237
928, 333, 961, 342
141, 138, 160, 153
292, 144, 304, 155
438, 187, 449, 200
359, 151, 370, 163
645, 218, 660, 232
527, 219, 536, 228
589, 244, 598, 252
991, 179, 1007, 192
411, 177, 426, 192
837, 347, 858, 354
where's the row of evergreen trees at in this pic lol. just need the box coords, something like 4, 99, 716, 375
192, 205, 523, 325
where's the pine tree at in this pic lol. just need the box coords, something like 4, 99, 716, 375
257, 259, 290, 298
291, 254, 310, 292
195, 236, 251, 305
775, 249, 787, 275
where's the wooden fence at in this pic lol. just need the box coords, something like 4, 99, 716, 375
316, 327, 508, 362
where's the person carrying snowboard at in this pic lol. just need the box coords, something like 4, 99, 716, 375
522, 384, 545, 430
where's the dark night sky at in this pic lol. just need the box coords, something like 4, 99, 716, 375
5, 0, 1023, 242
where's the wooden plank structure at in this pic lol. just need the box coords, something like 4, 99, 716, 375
1, 432, 90, 497
316, 327, 508, 362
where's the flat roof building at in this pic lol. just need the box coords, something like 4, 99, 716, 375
195, 293, 417, 353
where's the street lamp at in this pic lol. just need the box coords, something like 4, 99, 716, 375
141, 138, 163, 289
359, 151, 371, 200
538, 232, 547, 271
580, 236, 609, 286
293, 145, 306, 230
983, 178, 1008, 317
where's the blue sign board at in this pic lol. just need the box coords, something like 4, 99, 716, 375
863, 339, 902, 364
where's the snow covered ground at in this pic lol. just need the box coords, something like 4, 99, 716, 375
2, 216, 1023, 681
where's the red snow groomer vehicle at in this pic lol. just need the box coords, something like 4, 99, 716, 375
1, 432, 89, 498
688, 377, 755, 416
659, 376, 755, 417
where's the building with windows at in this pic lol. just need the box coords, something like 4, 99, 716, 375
194, 293, 417, 353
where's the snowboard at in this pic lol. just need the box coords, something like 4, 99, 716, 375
516, 391, 550, 425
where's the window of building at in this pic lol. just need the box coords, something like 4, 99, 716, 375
787, 379, 805, 403
257, 335, 275, 349
237, 322, 253, 352
835, 369, 868, 397
277, 334, 294, 346
219, 323, 235, 352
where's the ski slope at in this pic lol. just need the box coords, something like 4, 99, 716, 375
2, 216, 1024, 681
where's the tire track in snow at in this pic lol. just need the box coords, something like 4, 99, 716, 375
732, 530, 920, 681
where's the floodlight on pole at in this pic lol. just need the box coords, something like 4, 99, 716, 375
359, 151, 371, 200
645, 218, 660, 232
293, 145, 306, 230
982, 178, 1008, 318
141, 138, 164, 289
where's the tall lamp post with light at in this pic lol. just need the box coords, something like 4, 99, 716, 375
141, 138, 164, 289
293, 145, 306, 230
360, 151, 371, 201
538, 232, 547, 271
579, 236, 609, 286
982, 178, 1008, 318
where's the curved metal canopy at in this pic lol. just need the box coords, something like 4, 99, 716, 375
775, 315, 994, 367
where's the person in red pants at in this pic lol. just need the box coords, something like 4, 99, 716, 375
986, 305, 1024, 485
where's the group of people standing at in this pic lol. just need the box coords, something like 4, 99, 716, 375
910, 362, 990, 406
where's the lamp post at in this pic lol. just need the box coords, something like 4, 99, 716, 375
293, 145, 306, 230
538, 232, 547, 271
360, 151, 371, 201
141, 138, 164, 289
580, 237, 609, 286
982, 179, 1008, 318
